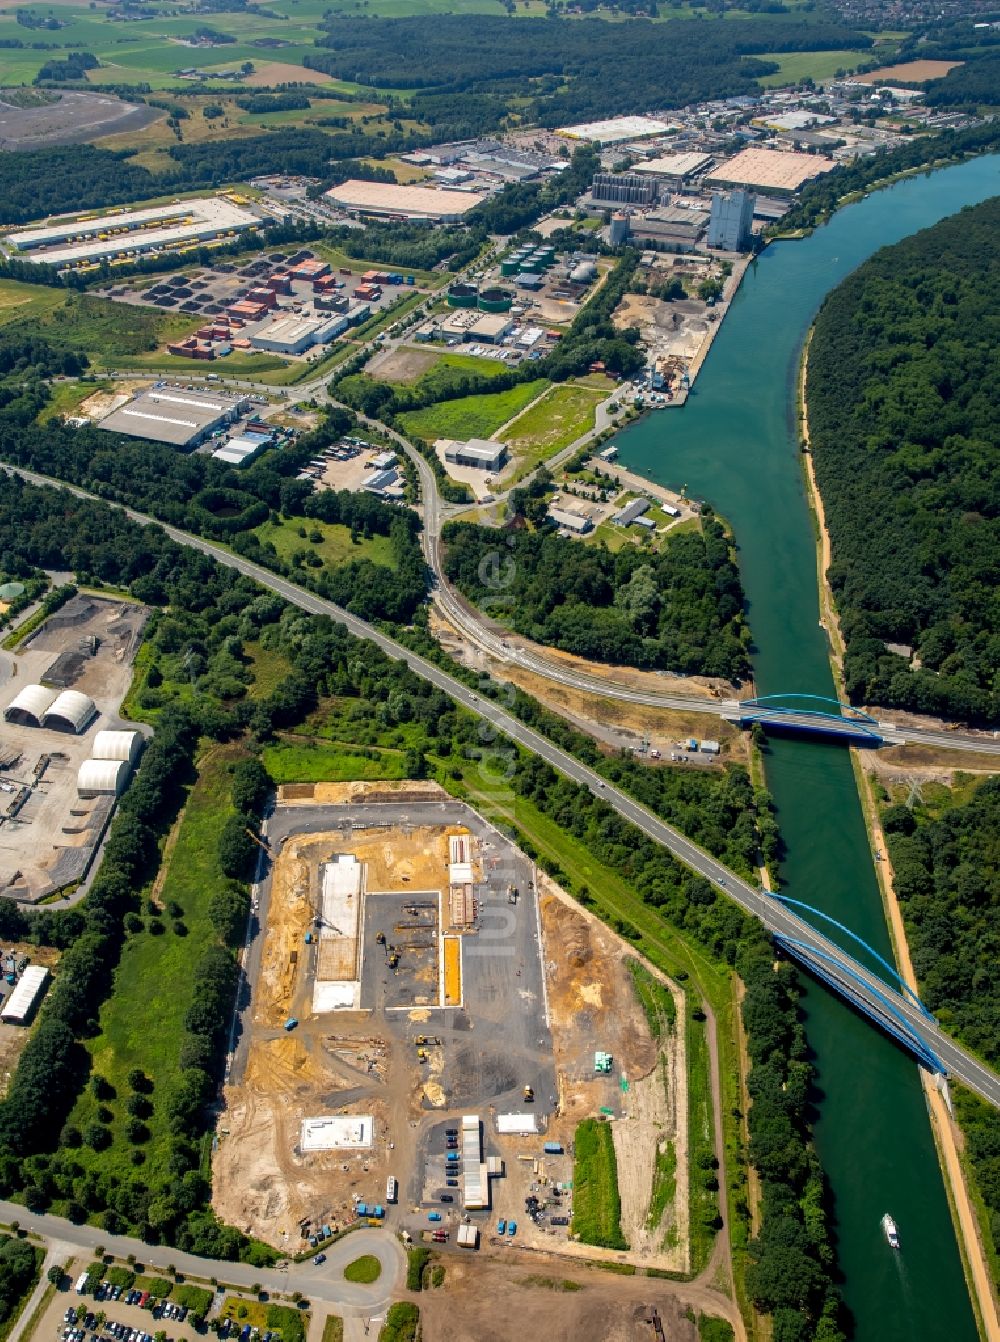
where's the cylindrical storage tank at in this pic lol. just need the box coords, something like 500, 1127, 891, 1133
447, 282, 478, 309
518, 257, 542, 273
609, 212, 630, 246
477, 286, 513, 313
500, 258, 520, 277
570, 261, 597, 284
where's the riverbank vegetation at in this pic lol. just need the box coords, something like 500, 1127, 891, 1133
807, 197, 999, 724
440, 511, 751, 682
878, 773, 1000, 1277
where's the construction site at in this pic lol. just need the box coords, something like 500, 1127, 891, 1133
213, 782, 689, 1273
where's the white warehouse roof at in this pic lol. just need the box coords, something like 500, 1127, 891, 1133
4, 683, 57, 726
77, 758, 130, 796
42, 689, 96, 734
92, 729, 143, 765
1, 965, 50, 1024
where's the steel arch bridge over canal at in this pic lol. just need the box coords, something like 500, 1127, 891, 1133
728, 694, 885, 744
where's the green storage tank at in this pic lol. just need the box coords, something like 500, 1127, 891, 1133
519, 257, 542, 273
478, 286, 513, 313
500, 258, 520, 277
447, 282, 478, 308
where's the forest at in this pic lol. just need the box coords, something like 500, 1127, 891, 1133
924, 53, 1000, 109
441, 513, 750, 682
305, 14, 869, 125
881, 775, 1000, 1274
807, 198, 999, 723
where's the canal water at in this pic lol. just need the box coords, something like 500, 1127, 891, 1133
614, 155, 1000, 1341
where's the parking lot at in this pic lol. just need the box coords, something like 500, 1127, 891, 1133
48, 1290, 203, 1342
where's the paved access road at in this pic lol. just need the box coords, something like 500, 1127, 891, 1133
6, 463, 1000, 1109
0, 1202, 405, 1316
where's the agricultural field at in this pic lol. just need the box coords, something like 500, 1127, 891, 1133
756, 48, 868, 85
398, 378, 548, 444
500, 382, 604, 479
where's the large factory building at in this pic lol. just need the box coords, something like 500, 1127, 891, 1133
325, 180, 487, 223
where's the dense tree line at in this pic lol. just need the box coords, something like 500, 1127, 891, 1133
880, 774, 1000, 1277
739, 932, 845, 1341
775, 121, 1000, 234
807, 198, 999, 722
305, 14, 869, 125
881, 777, 1000, 1068
441, 512, 750, 681
0, 1236, 39, 1327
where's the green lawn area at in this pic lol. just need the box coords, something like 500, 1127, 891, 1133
343, 1254, 382, 1284
501, 383, 604, 479
399, 379, 548, 443
0, 280, 66, 330
320, 1319, 344, 1342
571, 1118, 627, 1249
262, 740, 407, 784
65, 744, 246, 1188
757, 48, 866, 85
253, 517, 397, 571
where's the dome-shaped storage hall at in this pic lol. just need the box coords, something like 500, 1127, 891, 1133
77, 758, 130, 798
92, 729, 143, 767
4, 684, 57, 728
41, 689, 96, 734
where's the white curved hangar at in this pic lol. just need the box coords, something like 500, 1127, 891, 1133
92, 729, 143, 766
77, 758, 130, 797
42, 689, 96, 734
4, 684, 57, 728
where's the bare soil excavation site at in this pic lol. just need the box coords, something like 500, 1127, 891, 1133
213, 787, 687, 1273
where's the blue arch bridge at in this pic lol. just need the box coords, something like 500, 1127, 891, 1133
728, 694, 886, 744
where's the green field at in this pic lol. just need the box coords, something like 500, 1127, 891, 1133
571, 1118, 627, 1250
65, 744, 246, 1189
253, 517, 397, 571
0, 280, 66, 330
262, 740, 407, 784
500, 382, 603, 479
399, 379, 548, 443
757, 48, 866, 85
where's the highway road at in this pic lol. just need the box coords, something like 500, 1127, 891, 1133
0, 1200, 404, 1316
6, 461, 1000, 1109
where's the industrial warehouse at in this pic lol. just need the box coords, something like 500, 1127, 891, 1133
3, 196, 260, 269
323, 180, 487, 222
98, 385, 251, 448
0, 592, 146, 903
212, 789, 688, 1273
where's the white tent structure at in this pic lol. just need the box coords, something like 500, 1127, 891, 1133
42, 689, 96, 734
4, 684, 56, 727
92, 729, 143, 767
77, 758, 130, 797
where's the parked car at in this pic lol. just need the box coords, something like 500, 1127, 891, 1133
313, 1254, 326, 1265
440, 1194, 453, 1203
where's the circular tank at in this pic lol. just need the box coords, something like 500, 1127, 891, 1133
478, 286, 513, 313
518, 257, 542, 273
447, 282, 478, 308
500, 258, 520, 276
